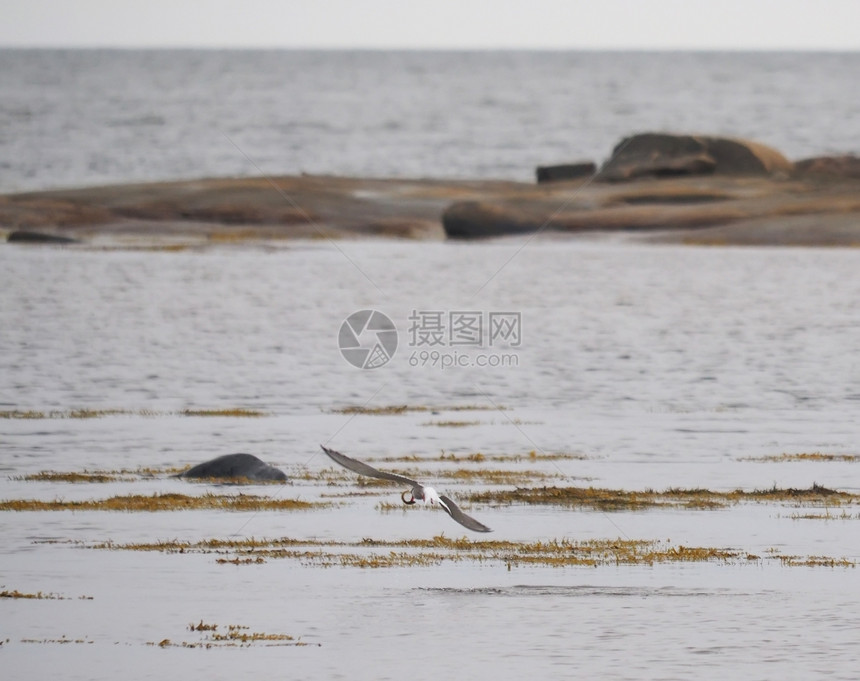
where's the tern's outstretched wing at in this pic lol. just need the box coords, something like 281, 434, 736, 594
438, 494, 492, 533
320, 446, 420, 488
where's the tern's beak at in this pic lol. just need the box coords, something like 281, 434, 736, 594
401, 490, 416, 505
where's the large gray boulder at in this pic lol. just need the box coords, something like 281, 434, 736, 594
178, 453, 287, 482
596, 133, 794, 182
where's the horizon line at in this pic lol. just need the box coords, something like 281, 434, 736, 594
1, 44, 859, 53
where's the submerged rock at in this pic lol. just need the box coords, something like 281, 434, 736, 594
596, 133, 794, 181
178, 453, 287, 482
443, 201, 542, 239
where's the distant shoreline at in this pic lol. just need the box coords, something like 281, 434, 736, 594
2, 168, 859, 247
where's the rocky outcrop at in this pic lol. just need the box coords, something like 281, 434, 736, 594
596, 133, 794, 181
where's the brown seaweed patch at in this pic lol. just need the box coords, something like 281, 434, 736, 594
0, 407, 268, 419
332, 405, 410, 415
0, 410, 49, 419
1, 589, 93, 600
743, 452, 860, 463
2, 590, 60, 600
16, 470, 135, 483
0, 492, 324, 512
437, 450, 588, 462
14, 466, 201, 483
468, 486, 703, 510
83, 534, 855, 568
20, 636, 94, 645
68, 408, 129, 418
468, 484, 859, 510
787, 510, 859, 520
370, 450, 588, 463
0, 409, 130, 419
737, 483, 850, 502
440, 468, 557, 484
308, 464, 556, 490
422, 420, 482, 428
776, 555, 856, 568
359, 467, 555, 486
330, 404, 504, 415
151, 622, 317, 648
179, 408, 268, 417
210, 625, 299, 645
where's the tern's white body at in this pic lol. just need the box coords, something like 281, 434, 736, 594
419, 486, 441, 505
412, 486, 456, 516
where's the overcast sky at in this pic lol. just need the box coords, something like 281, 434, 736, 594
2, 0, 859, 50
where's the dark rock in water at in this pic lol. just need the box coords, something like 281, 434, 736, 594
536, 162, 596, 183
794, 155, 860, 179
442, 201, 542, 240
596, 133, 793, 182
7, 230, 79, 244
179, 453, 287, 482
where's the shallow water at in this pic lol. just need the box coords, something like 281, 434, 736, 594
2, 239, 860, 679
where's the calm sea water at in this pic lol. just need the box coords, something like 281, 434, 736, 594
1, 49, 859, 192
2, 242, 860, 680
2, 50, 860, 681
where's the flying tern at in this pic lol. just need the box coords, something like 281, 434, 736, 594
320, 445, 492, 533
